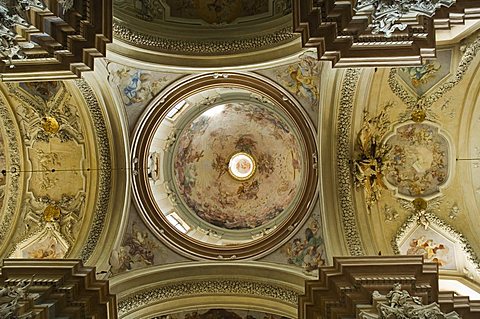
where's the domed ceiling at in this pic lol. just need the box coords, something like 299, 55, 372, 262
130, 72, 318, 259
171, 102, 303, 230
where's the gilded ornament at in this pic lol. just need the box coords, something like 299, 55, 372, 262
228, 152, 256, 181
412, 198, 427, 211
411, 109, 426, 122
41, 116, 60, 134
43, 205, 61, 222
353, 103, 393, 211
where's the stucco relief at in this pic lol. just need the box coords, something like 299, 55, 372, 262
28, 141, 84, 198
383, 122, 451, 199
172, 102, 303, 230
10, 192, 85, 258
0, 132, 6, 212
7, 81, 83, 145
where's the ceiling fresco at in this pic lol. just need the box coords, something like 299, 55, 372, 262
3, 7, 480, 316
166, 0, 269, 24
384, 122, 451, 199
396, 49, 454, 97
172, 102, 303, 230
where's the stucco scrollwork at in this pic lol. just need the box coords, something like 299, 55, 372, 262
353, 103, 393, 211
0, 276, 37, 319
0, 94, 21, 251
6, 82, 83, 145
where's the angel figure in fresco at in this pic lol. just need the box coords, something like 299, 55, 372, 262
283, 220, 326, 272
278, 51, 319, 107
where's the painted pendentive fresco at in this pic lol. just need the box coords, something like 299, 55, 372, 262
107, 61, 173, 107
109, 206, 189, 275
275, 51, 319, 109
384, 123, 449, 198
173, 102, 303, 230
157, 309, 290, 319
110, 219, 161, 274
397, 50, 453, 97
282, 219, 326, 272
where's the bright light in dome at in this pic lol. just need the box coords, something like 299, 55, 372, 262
202, 105, 224, 118
439, 279, 480, 300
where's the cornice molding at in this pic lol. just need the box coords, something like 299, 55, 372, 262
293, 0, 480, 67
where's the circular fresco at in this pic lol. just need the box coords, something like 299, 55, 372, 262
172, 102, 303, 230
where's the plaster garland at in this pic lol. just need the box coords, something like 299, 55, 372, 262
117, 279, 298, 316
75, 79, 113, 262
112, 22, 297, 54
336, 68, 365, 256
0, 96, 21, 249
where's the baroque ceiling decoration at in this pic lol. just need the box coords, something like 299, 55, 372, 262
293, 0, 480, 67
393, 210, 480, 282
0, 259, 117, 318
0, 0, 112, 80
131, 72, 318, 260
299, 256, 479, 319
111, 0, 300, 66
0, 79, 112, 264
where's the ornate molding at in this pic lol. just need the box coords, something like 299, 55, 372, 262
355, 0, 454, 37
113, 22, 297, 55
0, 94, 21, 254
0, 0, 112, 80
299, 256, 440, 319
336, 68, 364, 256
293, 0, 480, 67
358, 283, 460, 319
0, 259, 116, 318
75, 79, 112, 263
118, 279, 298, 316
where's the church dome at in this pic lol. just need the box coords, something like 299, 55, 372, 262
131, 72, 318, 259
171, 101, 303, 231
